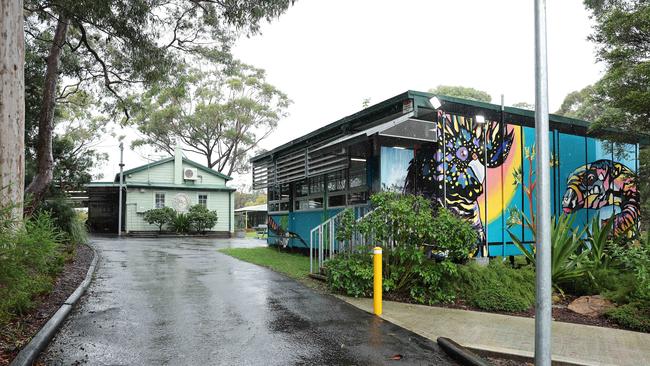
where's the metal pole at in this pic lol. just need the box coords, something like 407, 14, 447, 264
483, 121, 488, 257
501, 95, 506, 259
441, 112, 447, 208
534, 0, 552, 364
118, 142, 124, 236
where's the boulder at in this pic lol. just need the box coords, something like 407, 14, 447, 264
567, 295, 614, 317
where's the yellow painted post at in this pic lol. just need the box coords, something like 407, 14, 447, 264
373, 246, 382, 316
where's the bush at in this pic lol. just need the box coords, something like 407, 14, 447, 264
144, 207, 176, 232
326, 245, 458, 304
430, 207, 477, 262
457, 262, 536, 312
606, 302, 650, 332
38, 196, 88, 246
0, 212, 64, 323
187, 204, 218, 234
326, 253, 374, 297
170, 213, 192, 234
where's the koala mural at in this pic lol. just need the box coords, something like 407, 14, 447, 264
405, 112, 515, 255
562, 159, 640, 236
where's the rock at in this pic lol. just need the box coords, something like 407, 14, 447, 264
567, 295, 614, 317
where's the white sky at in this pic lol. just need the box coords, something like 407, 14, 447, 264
93, 0, 603, 189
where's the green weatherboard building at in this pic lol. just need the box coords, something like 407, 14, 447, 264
87, 147, 235, 235
251, 90, 643, 261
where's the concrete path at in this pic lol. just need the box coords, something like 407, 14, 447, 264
340, 296, 650, 366
40, 237, 455, 365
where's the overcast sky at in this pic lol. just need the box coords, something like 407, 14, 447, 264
93, 0, 603, 188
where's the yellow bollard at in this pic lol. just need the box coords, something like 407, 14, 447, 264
373, 246, 382, 316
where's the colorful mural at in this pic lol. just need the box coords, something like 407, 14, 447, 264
562, 160, 640, 236
404, 111, 640, 256
405, 112, 515, 256
268, 215, 309, 247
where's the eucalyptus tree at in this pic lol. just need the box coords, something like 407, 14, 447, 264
23, 0, 295, 209
132, 62, 291, 176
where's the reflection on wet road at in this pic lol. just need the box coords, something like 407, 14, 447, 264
41, 237, 455, 365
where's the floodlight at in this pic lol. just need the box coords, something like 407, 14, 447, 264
429, 96, 442, 109
475, 115, 486, 124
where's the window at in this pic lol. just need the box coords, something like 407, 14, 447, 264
268, 183, 291, 213
198, 194, 208, 207
155, 193, 165, 208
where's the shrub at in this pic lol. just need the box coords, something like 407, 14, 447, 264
606, 302, 650, 332
170, 213, 192, 234
408, 260, 457, 305
457, 262, 536, 312
510, 213, 590, 294
326, 253, 374, 297
187, 204, 218, 234
0, 212, 63, 323
144, 207, 176, 232
38, 196, 88, 246
430, 207, 477, 262
355, 192, 436, 248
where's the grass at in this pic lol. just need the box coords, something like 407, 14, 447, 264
219, 247, 310, 280
244, 231, 267, 239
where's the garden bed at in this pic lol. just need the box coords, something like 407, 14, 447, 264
384, 292, 620, 330
0, 244, 94, 365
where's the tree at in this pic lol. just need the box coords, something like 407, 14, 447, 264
512, 102, 535, 110
583, 0, 650, 231
0, 0, 25, 220
144, 207, 176, 233
429, 85, 492, 103
23, 0, 295, 207
132, 62, 291, 175
187, 204, 218, 234
555, 85, 603, 122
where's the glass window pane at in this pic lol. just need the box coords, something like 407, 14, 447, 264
328, 194, 346, 207
381, 146, 414, 191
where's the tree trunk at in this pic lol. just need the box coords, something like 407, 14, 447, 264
25, 14, 68, 210
0, 0, 25, 221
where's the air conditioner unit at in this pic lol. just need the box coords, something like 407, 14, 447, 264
183, 168, 198, 180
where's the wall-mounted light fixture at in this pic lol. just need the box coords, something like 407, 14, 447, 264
475, 115, 486, 124
350, 157, 367, 162
429, 96, 442, 109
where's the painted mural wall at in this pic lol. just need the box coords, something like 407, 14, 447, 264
405, 111, 640, 257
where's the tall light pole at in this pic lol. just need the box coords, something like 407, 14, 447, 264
534, 0, 552, 364
118, 142, 124, 236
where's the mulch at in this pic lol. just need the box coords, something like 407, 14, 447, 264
384, 292, 622, 331
0, 244, 94, 366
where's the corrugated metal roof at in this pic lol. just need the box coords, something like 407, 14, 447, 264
252, 90, 646, 162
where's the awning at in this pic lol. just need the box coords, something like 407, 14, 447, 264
310, 111, 436, 153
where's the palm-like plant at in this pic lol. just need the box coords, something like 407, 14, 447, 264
509, 213, 590, 294
585, 216, 614, 270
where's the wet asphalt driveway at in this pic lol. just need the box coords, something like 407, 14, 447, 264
41, 237, 455, 365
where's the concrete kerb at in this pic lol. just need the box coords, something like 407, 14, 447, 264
10, 242, 99, 366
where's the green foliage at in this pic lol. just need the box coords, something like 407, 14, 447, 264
429, 85, 492, 103
335, 208, 356, 242
585, 216, 614, 270
609, 240, 650, 302
356, 192, 435, 248
0, 212, 64, 323
38, 196, 88, 245
219, 247, 310, 281
132, 62, 291, 175
408, 260, 457, 305
187, 204, 219, 234
430, 207, 477, 263
606, 302, 650, 333
326, 253, 374, 298
327, 245, 458, 304
170, 213, 192, 234
509, 214, 591, 293
144, 207, 176, 232
457, 262, 536, 312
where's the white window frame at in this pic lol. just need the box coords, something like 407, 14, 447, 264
154, 192, 166, 208
198, 193, 208, 208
